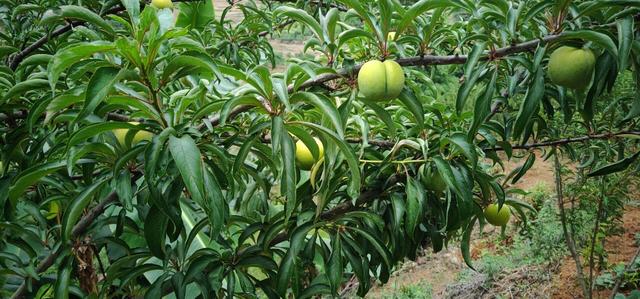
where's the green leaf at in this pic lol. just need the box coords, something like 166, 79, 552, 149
4, 79, 49, 101
176, 0, 215, 29
433, 156, 472, 203
121, 0, 140, 25
219, 95, 262, 126
9, 161, 66, 202
42, 5, 115, 36
456, 63, 485, 114
106, 95, 162, 122
588, 150, 640, 177
277, 222, 315, 296
405, 177, 424, 239
396, 0, 464, 35
291, 92, 345, 138
513, 64, 545, 140
338, 29, 375, 46
274, 6, 323, 40
203, 168, 226, 238
559, 30, 618, 57
54, 258, 73, 299
446, 133, 478, 167
76, 67, 124, 121
585, 52, 617, 122
469, 68, 497, 136
362, 100, 397, 138
577, 0, 640, 18
464, 42, 486, 81
16, 53, 52, 71
115, 170, 133, 211
45, 92, 83, 123
326, 234, 343, 295
48, 41, 115, 90
397, 90, 425, 130
169, 135, 205, 203
617, 16, 634, 71
236, 255, 278, 271
511, 152, 536, 184
287, 126, 320, 161
281, 132, 297, 223
161, 54, 216, 82
144, 206, 168, 259
460, 217, 476, 269
68, 122, 138, 148
347, 226, 392, 269
61, 178, 109, 243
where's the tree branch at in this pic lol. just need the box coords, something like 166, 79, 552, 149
251, 130, 640, 153
8, 0, 200, 70
485, 131, 640, 151
193, 32, 566, 127
11, 192, 119, 299
268, 174, 404, 245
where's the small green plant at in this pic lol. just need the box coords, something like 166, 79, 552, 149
528, 182, 551, 210
613, 290, 640, 299
477, 254, 513, 280
380, 280, 433, 299
520, 198, 567, 264
596, 258, 640, 291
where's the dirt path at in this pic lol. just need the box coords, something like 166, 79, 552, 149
213, 0, 244, 23
212, 0, 307, 72
365, 247, 464, 298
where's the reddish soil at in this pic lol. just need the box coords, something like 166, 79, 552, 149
501, 150, 556, 191
551, 205, 640, 299
365, 246, 463, 297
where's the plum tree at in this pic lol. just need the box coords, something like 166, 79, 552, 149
0, 1, 639, 298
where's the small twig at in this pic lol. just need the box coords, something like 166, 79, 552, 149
610, 245, 640, 299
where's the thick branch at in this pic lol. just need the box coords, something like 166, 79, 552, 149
292, 33, 563, 91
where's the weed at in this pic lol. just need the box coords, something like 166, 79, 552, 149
379, 280, 433, 299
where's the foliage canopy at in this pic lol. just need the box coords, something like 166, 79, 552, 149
1, 0, 640, 298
